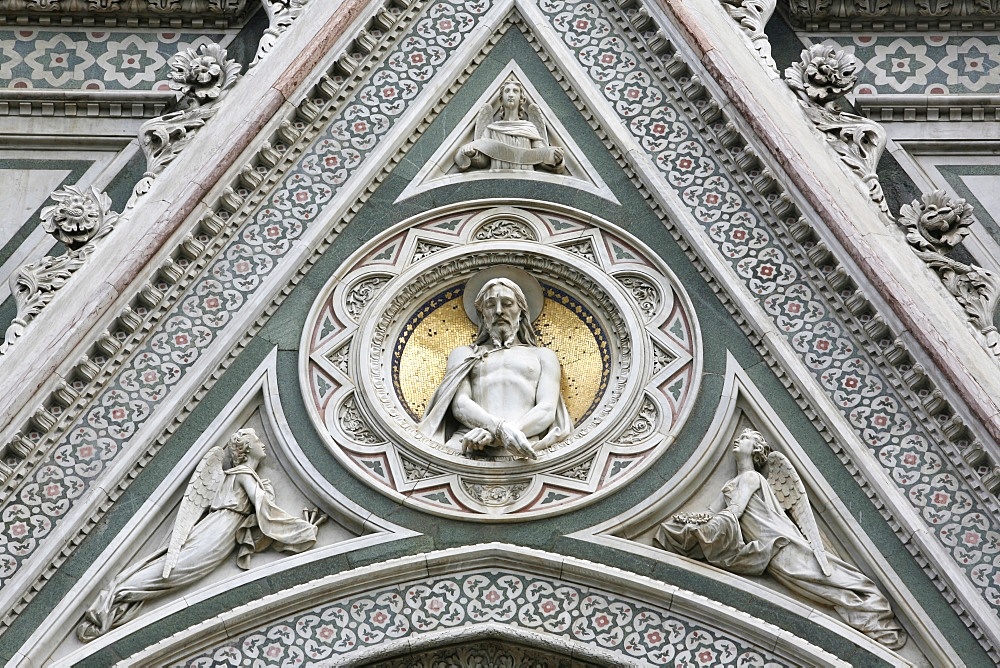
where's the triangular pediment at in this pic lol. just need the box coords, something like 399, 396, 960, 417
1, 0, 995, 665
396, 60, 619, 204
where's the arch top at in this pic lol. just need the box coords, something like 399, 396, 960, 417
103, 543, 854, 668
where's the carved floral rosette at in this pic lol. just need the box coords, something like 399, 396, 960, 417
301, 203, 701, 519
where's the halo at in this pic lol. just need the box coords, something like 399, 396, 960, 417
463, 265, 544, 324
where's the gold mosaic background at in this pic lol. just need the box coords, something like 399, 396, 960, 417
397, 295, 605, 423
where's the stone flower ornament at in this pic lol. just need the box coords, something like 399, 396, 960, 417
785, 43, 857, 106
900, 190, 975, 252
128, 42, 242, 207
40, 185, 116, 249
899, 190, 1000, 355
167, 42, 241, 108
1, 185, 119, 354
784, 44, 888, 214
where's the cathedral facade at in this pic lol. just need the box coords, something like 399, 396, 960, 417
1, 1, 999, 665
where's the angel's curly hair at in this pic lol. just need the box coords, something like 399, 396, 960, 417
738, 428, 771, 470
229, 428, 256, 465
498, 77, 528, 119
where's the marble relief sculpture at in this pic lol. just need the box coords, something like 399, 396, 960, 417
76, 428, 322, 641
128, 42, 242, 207
1, 185, 119, 354
418, 274, 572, 459
657, 428, 906, 649
900, 190, 1000, 356
455, 78, 565, 173
785, 44, 888, 214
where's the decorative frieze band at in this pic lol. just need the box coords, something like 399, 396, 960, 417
0, 0, 249, 28
787, 0, 1000, 31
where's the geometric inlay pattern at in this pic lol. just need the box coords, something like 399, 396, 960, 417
812, 35, 1000, 95
0, 0, 998, 643
0, 31, 226, 90
179, 571, 790, 667
0, 0, 495, 590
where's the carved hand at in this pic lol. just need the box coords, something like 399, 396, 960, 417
545, 146, 564, 166
303, 508, 328, 528
461, 426, 494, 453
494, 422, 536, 460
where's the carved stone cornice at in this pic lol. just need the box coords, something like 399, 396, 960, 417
0, 0, 251, 28
785, 0, 1000, 31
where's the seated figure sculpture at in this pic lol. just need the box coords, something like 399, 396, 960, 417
657, 428, 906, 649
76, 428, 323, 641
455, 78, 564, 172
418, 277, 572, 459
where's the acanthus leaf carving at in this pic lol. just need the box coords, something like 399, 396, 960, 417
461, 480, 531, 506
616, 397, 658, 445
899, 190, 1000, 356
719, 0, 778, 72
618, 275, 661, 321
345, 275, 391, 321
339, 394, 385, 444
785, 44, 888, 215
128, 42, 241, 208
252, 0, 310, 68
473, 218, 538, 241
1, 185, 119, 354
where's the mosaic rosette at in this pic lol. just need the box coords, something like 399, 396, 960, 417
301, 203, 700, 519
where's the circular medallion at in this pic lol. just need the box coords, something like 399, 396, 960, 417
301, 202, 701, 519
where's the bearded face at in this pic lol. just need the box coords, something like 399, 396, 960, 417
479, 284, 523, 346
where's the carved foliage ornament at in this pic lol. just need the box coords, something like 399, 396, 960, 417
785, 45, 889, 214
1, 185, 119, 354
900, 190, 1000, 355
252, 0, 310, 67
129, 42, 241, 207
719, 0, 778, 72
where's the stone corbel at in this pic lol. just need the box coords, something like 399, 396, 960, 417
128, 43, 242, 208
719, 0, 778, 72
252, 0, 310, 67
900, 190, 1000, 357
1, 186, 119, 354
785, 44, 889, 215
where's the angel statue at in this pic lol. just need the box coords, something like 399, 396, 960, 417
657, 428, 906, 649
76, 428, 324, 642
455, 78, 564, 173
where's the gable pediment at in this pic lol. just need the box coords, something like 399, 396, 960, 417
1, 0, 999, 665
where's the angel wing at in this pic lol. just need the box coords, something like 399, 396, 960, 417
526, 102, 547, 144
766, 451, 832, 577
162, 445, 226, 578
473, 103, 493, 140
